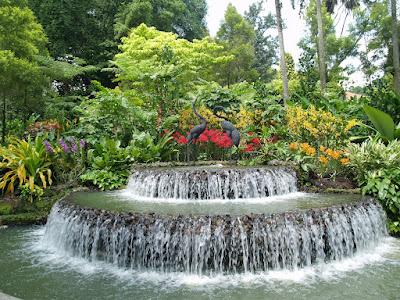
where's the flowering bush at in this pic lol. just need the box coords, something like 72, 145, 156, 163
43, 137, 87, 184
27, 120, 61, 138
288, 142, 349, 175
171, 128, 235, 161
286, 105, 358, 148
243, 132, 262, 153
172, 129, 232, 148
179, 107, 221, 132
235, 107, 265, 130
179, 105, 264, 132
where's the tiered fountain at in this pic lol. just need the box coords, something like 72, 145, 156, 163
44, 165, 387, 275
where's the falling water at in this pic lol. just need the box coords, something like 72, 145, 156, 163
43, 199, 387, 275
124, 167, 298, 199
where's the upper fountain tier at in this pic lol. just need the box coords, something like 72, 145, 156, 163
124, 166, 298, 200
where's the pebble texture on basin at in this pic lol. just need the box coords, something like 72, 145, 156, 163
42, 166, 389, 276
45, 199, 386, 274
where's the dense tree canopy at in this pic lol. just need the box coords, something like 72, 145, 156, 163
216, 4, 258, 86
0, 3, 49, 140
245, 1, 278, 81
29, 0, 122, 62
114, 0, 207, 40
114, 24, 230, 126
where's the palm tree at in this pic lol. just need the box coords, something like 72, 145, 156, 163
391, 0, 400, 93
274, 0, 289, 101
315, 0, 327, 93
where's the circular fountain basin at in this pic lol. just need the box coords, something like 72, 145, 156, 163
68, 190, 364, 216
40, 166, 389, 278
124, 166, 298, 199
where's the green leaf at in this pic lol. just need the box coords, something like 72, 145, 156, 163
395, 128, 400, 139
364, 105, 395, 140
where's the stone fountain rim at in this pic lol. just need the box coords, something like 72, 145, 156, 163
129, 163, 296, 173
60, 192, 377, 220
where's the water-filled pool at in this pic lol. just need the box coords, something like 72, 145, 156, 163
69, 190, 363, 216
0, 226, 399, 300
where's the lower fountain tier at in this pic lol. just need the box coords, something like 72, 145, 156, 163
45, 199, 387, 274
124, 166, 298, 199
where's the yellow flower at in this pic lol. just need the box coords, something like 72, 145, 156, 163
330, 150, 341, 160
345, 119, 358, 133
300, 143, 316, 156
319, 145, 326, 152
340, 157, 350, 165
325, 148, 333, 156
319, 155, 329, 165
289, 142, 299, 151
306, 147, 316, 156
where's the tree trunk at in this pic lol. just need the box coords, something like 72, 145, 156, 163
316, 0, 327, 93
2, 93, 6, 144
391, 0, 400, 93
274, 0, 289, 102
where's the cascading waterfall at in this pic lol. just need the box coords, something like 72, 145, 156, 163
44, 199, 387, 274
124, 167, 298, 199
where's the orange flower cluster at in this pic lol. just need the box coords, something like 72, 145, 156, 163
289, 142, 316, 156
318, 146, 349, 166
290, 142, 350, 167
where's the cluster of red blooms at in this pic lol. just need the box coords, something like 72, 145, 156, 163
172, 129, 233, 149
243, 132, 261, 153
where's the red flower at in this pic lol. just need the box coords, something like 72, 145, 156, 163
197, 132, 209, 143
251, 137, 261, 145
177, 136, 188, 144
172, 131, 188, 144
215, 133, 233, 148
244, 144, 255, 153
247, 131, 254, 136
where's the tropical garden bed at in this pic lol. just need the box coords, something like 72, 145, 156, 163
0, 1, 399, 238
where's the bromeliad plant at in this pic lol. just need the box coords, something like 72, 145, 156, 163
0, 137, 53, 202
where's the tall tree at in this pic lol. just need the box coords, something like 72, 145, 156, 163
0, 3, 48, 141
274, 0, 289, 100
216, 4, 258, 86
29, 0, 126, 87
114, 0, 207, 40
391, 0, 400, 92
113, 24, 229, 127
298, 0, 361, 96
316, 0, 327, 93
245, 1, 278, 81
29, 0, 123, 64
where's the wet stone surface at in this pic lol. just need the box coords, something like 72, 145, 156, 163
45, 198, 387, 274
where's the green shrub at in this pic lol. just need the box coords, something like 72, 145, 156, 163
365, 75, 400, 124
0, 202, 12, 215
128, 131, 176, 163
364, 105, 400, 141
80, 169, 128, 191
362, 168, 400, 235
80, 138, 131, 190
0, 136, 53, 202
347, 139, 400, 182
348, 139, 400, 235
70, 87, 153, 146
